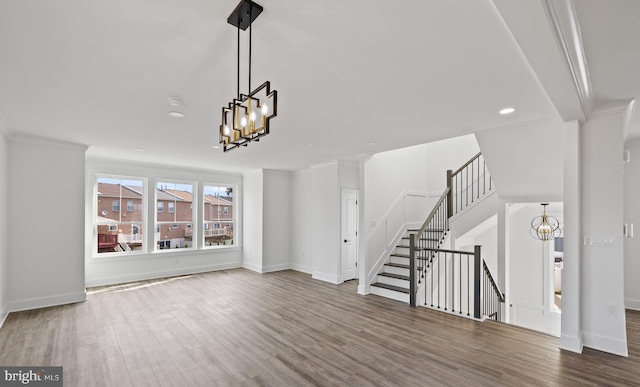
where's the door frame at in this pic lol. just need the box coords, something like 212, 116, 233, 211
340, 188, 359, 282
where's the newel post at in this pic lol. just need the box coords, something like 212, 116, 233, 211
409, 234, 416, 307
446, 170, 453, 218
474, 245, 481, 319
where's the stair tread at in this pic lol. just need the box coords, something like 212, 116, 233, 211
391, 253, 410, 258
378, 272, 410, 280
396, 245, 436, 250
401, 238, 441, 242
407, 228, 445, 232
371, 282, 410, 294
384, 262, 423, 270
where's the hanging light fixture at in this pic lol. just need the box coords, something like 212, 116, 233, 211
220, 0, 278, 152
530, 203, 561, 241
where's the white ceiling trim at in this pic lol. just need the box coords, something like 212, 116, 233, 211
543, 0, 594, 119
10, 133, 89, 152
590, 98, 637, 143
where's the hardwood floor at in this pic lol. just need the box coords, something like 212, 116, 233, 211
1, 269, 640, 386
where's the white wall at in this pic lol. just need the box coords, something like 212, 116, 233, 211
290, 161, 359, 282
580, 110, 628, 356
262, 170, 291, 272
86, 158, 244, 286
242, 169, 263, 273
8, 136, 87, 311
508, 204, 561, 337
624, 144, 640, 310
426, 134, 480, 193
561, 120, 581, 353
290, 169, 313, 273
311, 162, 340, 283
0, 130, 8, 324
364, 144, 430, 229
475, 117, 564, 201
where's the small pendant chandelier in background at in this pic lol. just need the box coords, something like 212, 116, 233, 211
530, 203, 561, 241
220, 0, 278, 152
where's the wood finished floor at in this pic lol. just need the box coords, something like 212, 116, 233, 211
1, 269, 640, 386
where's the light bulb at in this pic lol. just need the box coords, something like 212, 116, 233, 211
240, 116, 247, 127
250, 111, 256, 122
223, 125, 230, 135
538, 223, 552, 235
261, 104, 268, 115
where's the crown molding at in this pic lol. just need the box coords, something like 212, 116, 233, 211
86, 155, 244, 178
542, 0, 594, 119
9, 133, 89, 151
590, 98, 635, 118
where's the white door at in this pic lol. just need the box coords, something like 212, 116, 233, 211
341, 188, 359, 281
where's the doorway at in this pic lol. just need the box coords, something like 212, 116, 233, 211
341, 188, 359, 282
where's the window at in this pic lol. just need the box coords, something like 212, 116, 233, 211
203, 185, 235, 247
156, 181, 194, 251
96, 176, 144, 255
92, 171, 238, 255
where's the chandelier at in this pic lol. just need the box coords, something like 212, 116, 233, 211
530, 203, 561, 241
220, 0, 278, 152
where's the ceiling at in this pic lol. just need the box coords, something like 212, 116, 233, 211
0, 0, 637, 173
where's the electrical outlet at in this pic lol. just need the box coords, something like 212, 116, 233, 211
607, 304, 618, 317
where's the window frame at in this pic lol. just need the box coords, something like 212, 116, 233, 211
88, 163, 241, 261
155, 180, 196, 252
94, 174, 146, 257
202, 183, 236, 249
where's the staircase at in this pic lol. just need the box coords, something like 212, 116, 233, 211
369, 152, 505, 321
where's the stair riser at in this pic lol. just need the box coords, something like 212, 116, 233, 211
390, 256, 409, 265
370, 286, 410, 303
377, 276, 410, 288
384, 265, 410, 276
395, 246, 411, 255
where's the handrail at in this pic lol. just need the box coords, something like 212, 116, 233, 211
483, 260, 505, 302
452, 151, 482, 176
447, 152, 493, 217
413, 187, 450, 246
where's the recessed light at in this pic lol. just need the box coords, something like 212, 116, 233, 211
168, 111, 185, 118
212, 145, 220, 149
499, 107, 515, 115
305, 143, 315, 147
135, 148, 145, 152
168, 97, 183, 106
367, 142, 376, 146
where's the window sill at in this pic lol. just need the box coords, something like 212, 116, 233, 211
89, 245, 240, 261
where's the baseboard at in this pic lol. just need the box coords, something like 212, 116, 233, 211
290, 263, 313, 274
357, 283, 370, 295
0, 304, 8, 329
582, 331, 628, 357
261, 263, 291, 273
560, 333, 583, 354
242, 261, 263, 273
312, 271, 340, 284
625, 298, 640, 311
7, 291, 87, 313
86, 261, 242, 287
